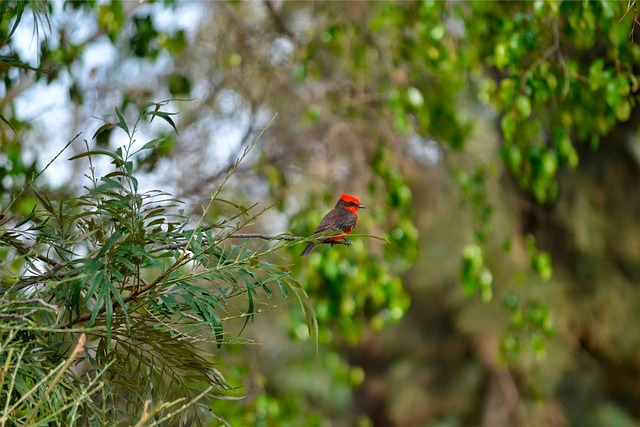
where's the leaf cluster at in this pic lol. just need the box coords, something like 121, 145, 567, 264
0, 104, 316, 425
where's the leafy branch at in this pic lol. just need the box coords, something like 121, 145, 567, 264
0, 102, 317, 425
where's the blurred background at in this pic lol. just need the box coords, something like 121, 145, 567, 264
3, 1, 640, 425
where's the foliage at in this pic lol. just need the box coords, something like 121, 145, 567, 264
0, 104, 316, 425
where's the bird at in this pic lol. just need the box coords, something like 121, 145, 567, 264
300, 193, 365, 257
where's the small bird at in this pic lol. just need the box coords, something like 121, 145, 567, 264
300, 193, 365, 257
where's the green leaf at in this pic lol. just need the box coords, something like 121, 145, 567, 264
588, 58, 605, 90
0, 112, 16, 132
92, 123, 114, 140
616, 100, 631, 121
103, 289, 113, 350
159, 294, 179, 312
107, 281, 129, 327
501, 114, 516, 143
33, 190, 54, 214
285, 276, 318, 349
15, 207, 36, 227
85, 269, 106, 304
68, 149, 123, 163
96, 228, 124, 259
262, 283, 273, 299
276, 279, 289, 297
532, 251, 553, 280
95, 177, 126, 192
133, 137, 170, 155
0, 55, 44, 72
146, 110, 179, 134
114, 107, 130, 136
515, 95, 531, 118
239, 278, 256, 334
494, 42, 509, 70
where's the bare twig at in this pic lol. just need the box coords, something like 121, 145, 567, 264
2, 232, 63, 269
3, 133, 81, 216
621, 0, 640, 41
0, 297, 59, 321
0, 309, 38, 320
264, 0, 297, 41
2, 298, 59, 310
180, 312, 204, 322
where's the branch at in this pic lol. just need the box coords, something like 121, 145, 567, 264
0, 297, 58, 321
2, 232, 63, 269
149, 233, 352, 254
229, 233, 353, 246
227, 233, 301, 241
4, 298, 59, 310
0, 309, 38, 320
264, 0, 297, 41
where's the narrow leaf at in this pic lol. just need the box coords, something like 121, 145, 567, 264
0, 112, 16, 132
96, 228, 124, 259
68, 149, 122, 162
146, 110, 179, 134
114, 107, 129, 136
107, 281, 129, 328
33, 190, 54, 214
92, 123, 114, 140
104, 290, 113, 350
15, 208, 36, 227
133, 137, 169, 155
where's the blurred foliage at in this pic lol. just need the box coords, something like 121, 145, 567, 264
3, 0, 640, 426
287, 146, 414, 345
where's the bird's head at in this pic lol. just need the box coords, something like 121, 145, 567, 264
338, 193, 366, 212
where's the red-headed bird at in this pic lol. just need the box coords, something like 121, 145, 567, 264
300, 193, 365, 257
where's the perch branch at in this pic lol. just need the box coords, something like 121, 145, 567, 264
149, 233, 352, 253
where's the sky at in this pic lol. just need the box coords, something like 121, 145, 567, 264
8, 1, 212, 190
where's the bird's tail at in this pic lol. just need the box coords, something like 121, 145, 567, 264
300, 242, 316, 257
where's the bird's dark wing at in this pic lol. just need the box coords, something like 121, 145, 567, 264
314, 208, 357, 234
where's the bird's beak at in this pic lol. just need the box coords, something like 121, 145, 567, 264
358, 204, 366, 209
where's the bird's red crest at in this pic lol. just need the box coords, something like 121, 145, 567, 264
340, 193, 361, 205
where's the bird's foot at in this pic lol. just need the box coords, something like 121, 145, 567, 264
330, 238, 352, 247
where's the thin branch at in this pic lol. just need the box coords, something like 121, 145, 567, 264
0, 309, 38, 320
2, 233, 63, 269
147, 233, 301, 253
3, 132, 81, 216
2, 298, 59, 310
227, 233, 301, 241
180, 312, 204, 322
621, 0, 640, 41
149, 233, 353, 254
148, 242, 193, 253
264, 0, 297, 41
229, 233, 353, 246
0, 297, 59, 320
